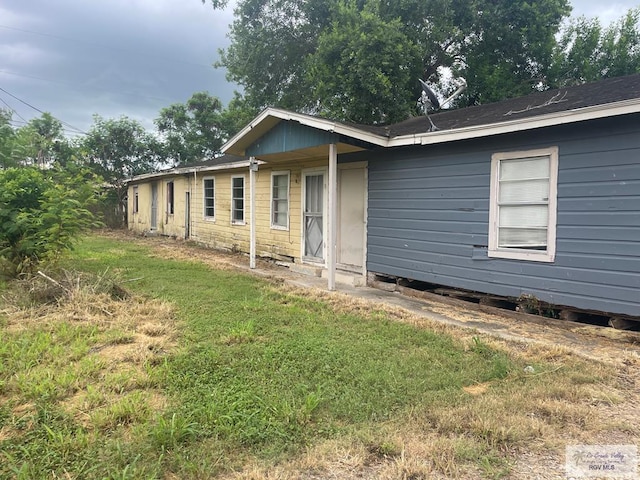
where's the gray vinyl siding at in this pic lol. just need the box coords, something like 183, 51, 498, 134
366, 115, 640, 316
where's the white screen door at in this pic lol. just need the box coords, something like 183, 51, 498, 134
304, 173, 324, 260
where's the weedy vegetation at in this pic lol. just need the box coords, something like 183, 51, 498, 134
0, 234, 634, 479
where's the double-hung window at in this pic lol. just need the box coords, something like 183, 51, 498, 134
271, 171, 290, 229
166, 181, 174, 215
231, 176, 245, 225
203, 178, 215, 220
133, 186, 139, 214
488, 147, 558, 262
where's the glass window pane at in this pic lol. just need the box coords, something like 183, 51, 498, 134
499, 228, 547, 248
499, 205, 548, 228
204, 179, 215, 218
232, 177, 244, 223
500, 157, 549, 180
306, 175, 322, 213
499, 179, 549, 203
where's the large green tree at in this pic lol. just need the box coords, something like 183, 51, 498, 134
309, 2, 422, 122
0, 112, 72, 169
461, 0, 571, 104
204, 0, 571, 123
28, 112, 64, 167
0, 109, 17, 169
82, 115, 159, 226
550, 8, 640, 87
155, 91, 226, 165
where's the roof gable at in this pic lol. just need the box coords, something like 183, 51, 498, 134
247, 121, 338, 157
222, 108, 389, 157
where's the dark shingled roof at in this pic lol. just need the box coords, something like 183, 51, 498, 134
177, 154, 247, 169
349, 73, 640, 138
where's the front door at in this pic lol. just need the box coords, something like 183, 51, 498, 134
150, 182, 158, 230
338, 165, 366, 272
303, 172, 325, 261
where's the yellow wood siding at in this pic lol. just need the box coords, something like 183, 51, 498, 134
128, 176, 189, 238
129, 159, 327, 262
192, 160, 325, 260
128, 183, 150, 232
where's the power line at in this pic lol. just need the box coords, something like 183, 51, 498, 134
0, 69, 178, 104
8, 118, 85, 136
0, 94, 29, 123
0, 86, 87, 135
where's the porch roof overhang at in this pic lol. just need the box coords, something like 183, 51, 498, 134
127, 158, 257, 184
221, 107, 388, 161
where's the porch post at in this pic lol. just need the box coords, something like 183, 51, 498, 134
249, 156, 257, 269
328, 143, 337, 291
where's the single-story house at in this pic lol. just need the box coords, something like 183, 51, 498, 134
128, 73, 640, 318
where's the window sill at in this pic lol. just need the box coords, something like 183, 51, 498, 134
488, 248, 555, 263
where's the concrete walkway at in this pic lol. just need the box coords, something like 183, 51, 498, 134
246, 260, 640, 367
144, 235, 640, 367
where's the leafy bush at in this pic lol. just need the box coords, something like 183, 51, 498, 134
0, 166, 102, 277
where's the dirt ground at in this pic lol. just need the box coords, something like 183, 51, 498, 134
106, 231, 640, 479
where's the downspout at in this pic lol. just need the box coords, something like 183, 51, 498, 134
192, 170, 197, 240
327, 143, 337, 291
249, 156, 257, 269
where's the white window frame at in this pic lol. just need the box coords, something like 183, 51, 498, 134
231, 175, 245, 225
488, 146, 558, 263
203, 177, 215, 221
270, 171, 290, 230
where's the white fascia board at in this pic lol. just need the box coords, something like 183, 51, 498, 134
192, 161, 250, 172
127, 169, 180, 183
388, 98, 640, 147
270, 108, 389, 146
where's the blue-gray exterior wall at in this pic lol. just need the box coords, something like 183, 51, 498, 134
365, 115, 640, 316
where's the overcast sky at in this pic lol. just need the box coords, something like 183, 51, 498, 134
0, 0, 637, 137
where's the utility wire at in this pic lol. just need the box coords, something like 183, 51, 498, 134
8, 118, 84, 136
0, 69, 177, 104
0, 94, 29, 123
0, 86, 87, 135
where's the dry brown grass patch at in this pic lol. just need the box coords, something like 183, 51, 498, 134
1, 271, 179, 437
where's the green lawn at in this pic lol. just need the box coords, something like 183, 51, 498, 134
0, 234, 615, 479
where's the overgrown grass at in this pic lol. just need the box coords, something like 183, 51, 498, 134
0, 234, 621, 479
